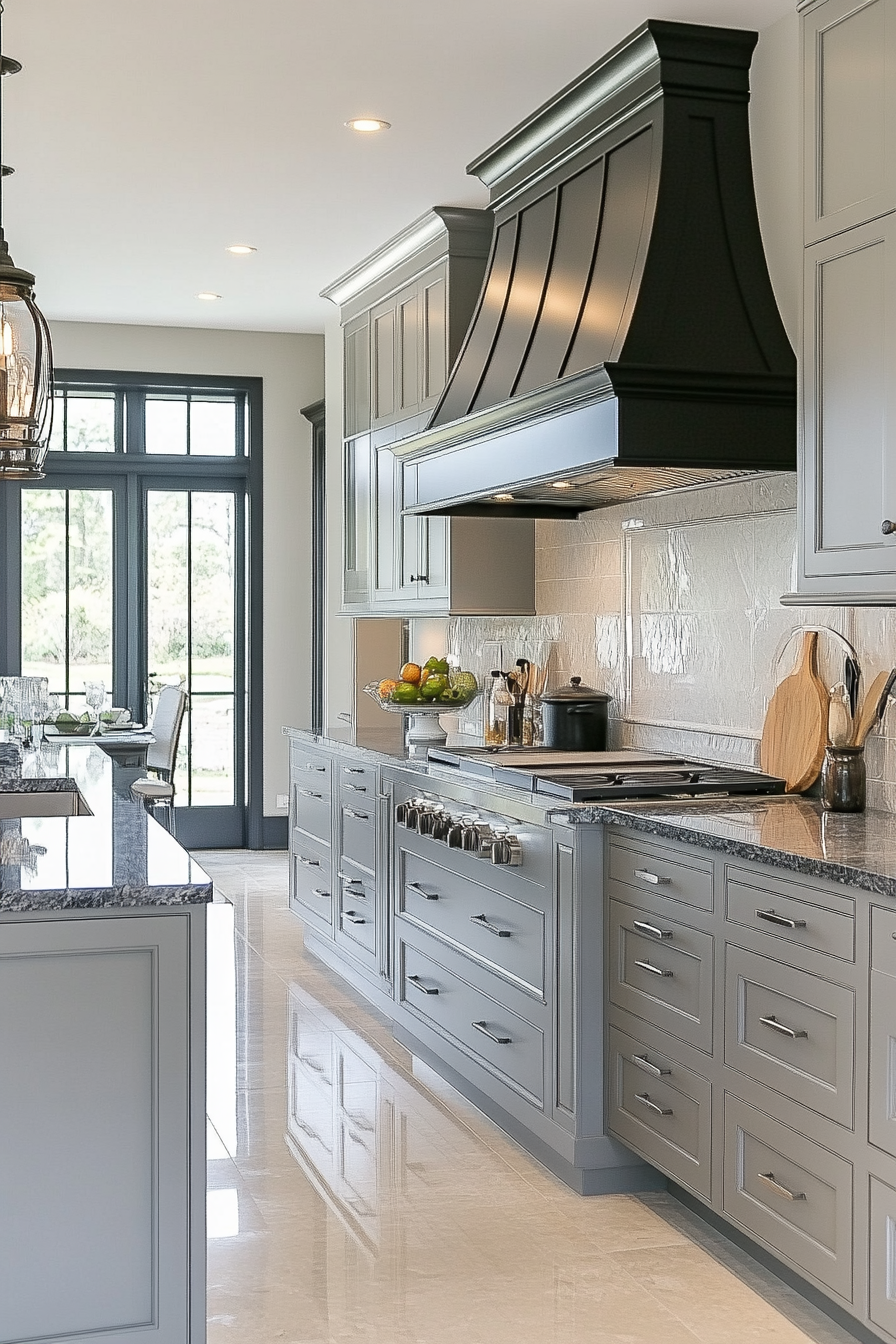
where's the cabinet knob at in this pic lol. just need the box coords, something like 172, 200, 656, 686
882, 520, 896, 535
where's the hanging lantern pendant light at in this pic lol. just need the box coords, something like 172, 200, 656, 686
0, 6, 53, 480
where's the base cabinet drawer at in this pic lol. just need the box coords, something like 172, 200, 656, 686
871, 967, 896, 1159
609, 899, 714, 1052
608, 833, 713, 911
294, 782, 332, 845
398, 938, 544, 1105
870, 1175, 896, 1337
399, 850, 545, 996
724, 945, 854, 1128
337, 867, 377, 963
725, 875, 855, 963
608, 1025, 711, 1200
341, 803, 376, 871
291, 837, 333, 933
723, 1094, 853, 1302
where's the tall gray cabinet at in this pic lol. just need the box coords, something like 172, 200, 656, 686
794, 0, 896, 603
322, 208, 536, 618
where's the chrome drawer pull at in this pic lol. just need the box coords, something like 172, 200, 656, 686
633, 919, 673, 941
472, 1020, 512, 1045
634, 868, 671, 886
632, 1053, 671, 1078
342, 883, 366, 898
759, 1014, 807, 1040
758, 1171, 805, 1202
344, 767, 365, 774
305, 764, 327, 772
407, 974, 439, 996
343, 911, 366, 924
338, 870, 365, 887
634, 1092, 672, 1117
471, 913, 512, 938
634, 958, 673, 978
311, 888, 330, 900
300, 788, 324, 799
297, 856, 321, 868
756, 908, 806, 930
345, 807, 370, 821
408, 881, 439, 901
344, 782, 367, 793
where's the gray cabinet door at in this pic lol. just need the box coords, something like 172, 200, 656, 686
803, 0, 896, 244
370, 296, 397, 427
342, 434, 371, 607
343, 313, 370, 437
799, 214, 896, 597
870, 967, 896, 1157
870, 1174, 896, 1335
420, 268, 448, 411
0, 911, 198, 1343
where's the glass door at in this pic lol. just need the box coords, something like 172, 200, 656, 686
145, 484, 246, 848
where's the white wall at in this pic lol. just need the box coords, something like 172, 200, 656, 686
323, 309, 355, 736
49, 321, 324, 819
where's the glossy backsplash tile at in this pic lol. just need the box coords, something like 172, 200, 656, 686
445, 473, 896, 811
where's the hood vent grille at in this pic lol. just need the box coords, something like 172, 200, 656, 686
394, 20, 797, 519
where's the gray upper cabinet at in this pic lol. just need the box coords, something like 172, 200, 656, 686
323, 207, 537, 616
803, 0, 896, 245
794, 0, 896, 603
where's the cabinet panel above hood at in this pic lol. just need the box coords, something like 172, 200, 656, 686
395, 20, 796, 519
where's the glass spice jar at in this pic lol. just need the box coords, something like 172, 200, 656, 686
820, 744, 866, 812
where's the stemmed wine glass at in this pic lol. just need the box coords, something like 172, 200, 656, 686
84, 680, 106, 734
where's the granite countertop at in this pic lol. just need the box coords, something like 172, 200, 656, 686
0, 740, 211, 912
556, 796, 896, 897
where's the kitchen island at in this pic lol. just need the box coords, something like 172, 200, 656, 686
0, 741, 211, 1344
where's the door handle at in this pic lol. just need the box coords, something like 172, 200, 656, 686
297, 856, 321, 868
343, 911, 366, 925
471, 913, 512, 938
631, 1053, 671, 1078
300, 789, 323, 799
633, 869, 671, 886
757, 1171, 805, 1202
407, 881, 439, 901
632, 919, 673, 940
344, 782, 367, 793
310, 888, 330, 900
345, 807, 370, 821
756, 908, 806, 930
634, 1092, 672, 1117
472, 1020, 511, 1045
634, 959, 672, 978
407, 974, 439, 996
759, 1014, 807, 1040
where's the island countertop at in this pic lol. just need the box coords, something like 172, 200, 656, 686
0, 739, 212, 912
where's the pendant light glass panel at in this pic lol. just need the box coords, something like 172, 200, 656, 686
0, 278, 53, 477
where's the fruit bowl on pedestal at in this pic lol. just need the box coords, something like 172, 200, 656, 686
363, 674, 480, 756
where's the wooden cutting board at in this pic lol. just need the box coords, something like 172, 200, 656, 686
759, 630, 829, 792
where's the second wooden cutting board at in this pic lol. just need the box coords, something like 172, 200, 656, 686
759, 630, 829, 792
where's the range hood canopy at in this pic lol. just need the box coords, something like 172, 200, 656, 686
395, 20, 796, 519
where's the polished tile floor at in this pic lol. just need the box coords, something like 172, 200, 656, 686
197, 849, 855, 1344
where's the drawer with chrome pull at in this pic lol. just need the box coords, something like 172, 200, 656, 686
725, 875, 854, 962
341, 799, 376, 871
398, 848, 546, 997
397, 937, 544, 1104
723, 1094, 853, 1302
871, 904, 896, 977
608, 832, 713, 912
338, 760, 377, 801
290, 742, 332, 781
724, 945, 854, 1128
608, 1024, 711, 1199
290, 833, 333, 932
337, 866, 377, 960
608, 898, 714, 1051
293, 776, 332, 845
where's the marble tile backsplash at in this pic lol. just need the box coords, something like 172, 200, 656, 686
444, 473, 896, 813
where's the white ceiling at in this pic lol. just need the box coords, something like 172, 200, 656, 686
4, 0, 793, 334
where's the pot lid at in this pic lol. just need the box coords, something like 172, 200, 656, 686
541, 677, 612, 703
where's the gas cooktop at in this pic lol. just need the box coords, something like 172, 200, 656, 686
427, 747, 786, 802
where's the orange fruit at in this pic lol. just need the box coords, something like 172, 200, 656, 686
419, 669, 430, 686
400, 662, 422, 685
378, 678, 398, 698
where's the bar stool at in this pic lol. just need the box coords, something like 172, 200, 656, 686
131, 685, 188, 832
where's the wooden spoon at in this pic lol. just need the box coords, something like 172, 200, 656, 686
851, 669, 896, 747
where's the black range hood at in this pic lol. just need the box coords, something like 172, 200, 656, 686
395, 20, 796, 519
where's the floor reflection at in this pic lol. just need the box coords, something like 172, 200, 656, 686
199, 850, 854, 1344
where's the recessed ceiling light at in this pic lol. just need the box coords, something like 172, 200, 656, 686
226, 244, 256, 255
345, 117, 391, 133
551, 480, 573, 489
493, 493, 515, 502
196, 292, 222, 301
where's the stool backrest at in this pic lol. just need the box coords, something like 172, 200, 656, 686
146, 685, 187, 778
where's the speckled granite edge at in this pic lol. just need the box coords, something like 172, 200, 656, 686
0, 777, 79, 793
0, 881, 214, 913
551, 802, 896, 898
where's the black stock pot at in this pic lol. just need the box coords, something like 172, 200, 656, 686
540, 677, 612, 751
